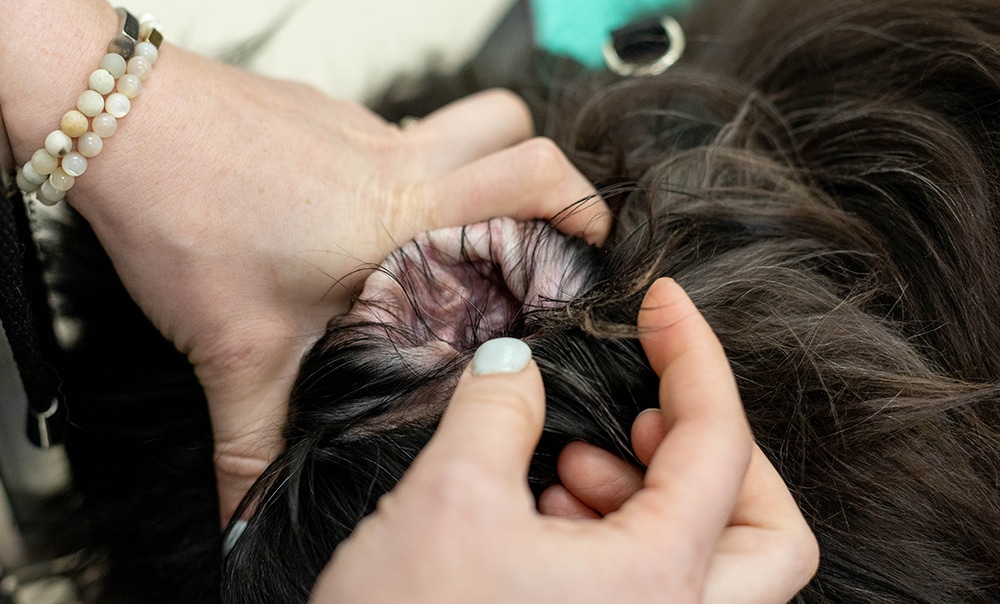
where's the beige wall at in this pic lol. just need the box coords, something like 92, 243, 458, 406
140, 0, 515, 100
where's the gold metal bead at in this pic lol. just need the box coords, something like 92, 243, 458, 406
146, 28, 163, 49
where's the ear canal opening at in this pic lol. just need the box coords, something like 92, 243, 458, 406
350, 218, 598, 352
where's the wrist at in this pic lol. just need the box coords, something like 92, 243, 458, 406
0, 0, 204, 224
0, 0, 120, 162
0, 0, 116, 190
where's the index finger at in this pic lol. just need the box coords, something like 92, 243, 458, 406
424, 137, 612, 245
617, 279, 752, 554
401, 89, 535, 176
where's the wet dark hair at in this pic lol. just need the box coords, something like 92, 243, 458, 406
43, 0, 1000, 602
220, 0, 1000, 602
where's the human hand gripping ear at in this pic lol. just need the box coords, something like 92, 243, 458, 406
310, 278, 818, 603
175, 82, 609, 524
1, 0, 610, 524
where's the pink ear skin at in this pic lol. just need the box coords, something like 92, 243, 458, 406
347, 218, 597, 351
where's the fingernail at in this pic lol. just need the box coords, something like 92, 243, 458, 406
472, 338, 532, 376
222, 519, 247, 558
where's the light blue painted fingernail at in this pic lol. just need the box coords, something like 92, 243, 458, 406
222, 519, 248, 558
472, 338, 532, 376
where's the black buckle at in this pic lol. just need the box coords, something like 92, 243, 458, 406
603, 16, 685, 77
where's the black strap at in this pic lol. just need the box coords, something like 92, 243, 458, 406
1, 179, 66, 448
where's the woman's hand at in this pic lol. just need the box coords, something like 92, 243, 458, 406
1, 0, 610, 522
96, 54, 608, 523
311, 278, 818, 603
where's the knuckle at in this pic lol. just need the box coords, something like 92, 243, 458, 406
483, 88, 532, 125
793, 524, 822, 583
471, 382, 544, 430
517, 137, 568, 185
771, 519, 822, 589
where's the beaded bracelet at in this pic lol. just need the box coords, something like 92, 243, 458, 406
16, 8, 163, 206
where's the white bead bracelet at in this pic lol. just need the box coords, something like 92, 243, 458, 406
16, 8, 163, 205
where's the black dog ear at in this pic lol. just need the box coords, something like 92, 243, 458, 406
350, 218, 598, 352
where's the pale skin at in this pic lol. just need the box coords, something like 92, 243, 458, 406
2, 1, 818, 600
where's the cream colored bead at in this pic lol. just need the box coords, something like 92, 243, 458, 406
30, 149, 59, 175
62, 152, 88, 177
117, 74, 142, 99
20, 161, 47, 186
61, 110, 89, 138
44, 130, 73, 157
135, 41, 158, 65
99, 52, 127, 79
77, 132, 103, 158
78, 90, 105, 117
92, 113, 118, 138
16, 170, 41, 193
89, 69, 115, 95
38, 180, 66, 205
48, 167, 75, 192
127, 56, 151, 81
105, 92, 131, 119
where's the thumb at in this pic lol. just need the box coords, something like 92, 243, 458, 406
417, 338, 546, 485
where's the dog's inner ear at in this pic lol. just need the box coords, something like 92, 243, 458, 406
349, 218, 594, 352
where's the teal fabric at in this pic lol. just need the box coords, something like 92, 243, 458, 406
533, 0, 693, 67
